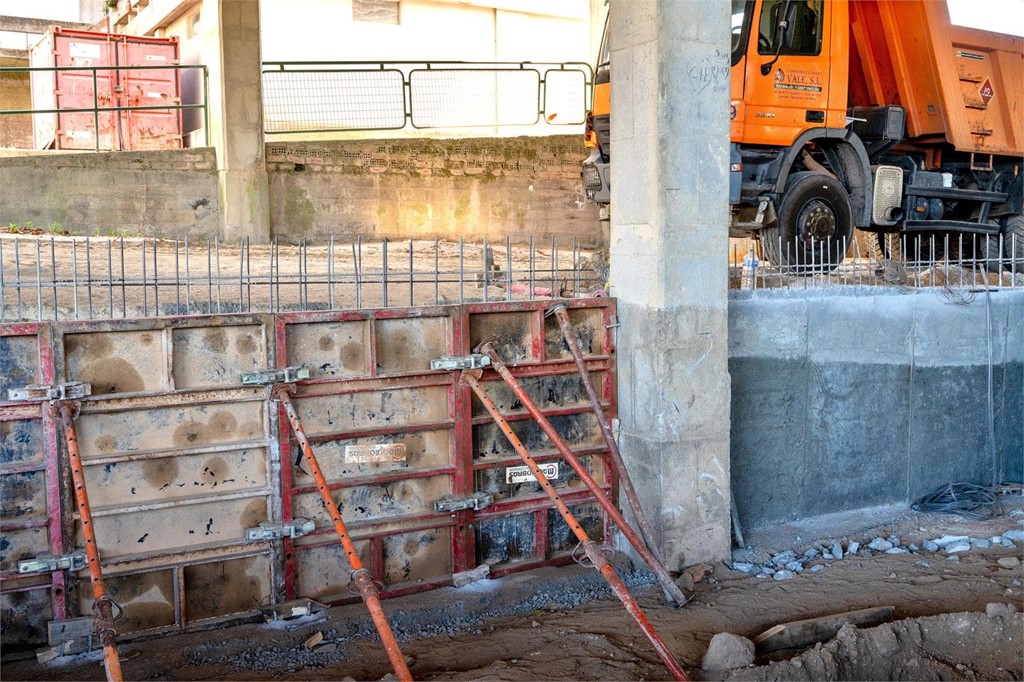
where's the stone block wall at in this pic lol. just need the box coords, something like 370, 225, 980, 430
265, 135, 605, 245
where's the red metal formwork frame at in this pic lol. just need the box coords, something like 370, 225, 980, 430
277, 299, 618, 603
47, 314, 281, 638
0, 323, 66, 647
463, 300, 619, 578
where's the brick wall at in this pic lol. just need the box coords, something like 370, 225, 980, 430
0, 149, 219, 237
266, 135, 605, 246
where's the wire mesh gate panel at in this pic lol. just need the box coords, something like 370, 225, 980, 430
0, 324, 63, 650
0, 299, 617, 647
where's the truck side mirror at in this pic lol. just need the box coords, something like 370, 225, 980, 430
760, 0, 793, 75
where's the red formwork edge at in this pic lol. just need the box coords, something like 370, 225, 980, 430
0, 323, 66, 622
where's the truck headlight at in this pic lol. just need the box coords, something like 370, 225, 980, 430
582, 163, 603, 192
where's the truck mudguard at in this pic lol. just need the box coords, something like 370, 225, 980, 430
773, 127, 873, 228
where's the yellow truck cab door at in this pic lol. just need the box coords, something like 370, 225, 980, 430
740, 0, 833, 146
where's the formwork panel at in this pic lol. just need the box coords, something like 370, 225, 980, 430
0, 335, 41, 395
64, 329, 169, 395
469, 373, 596, 416
474, 454, 606, 504
375, 317, 448, 374
0, 527, 49, 574
543, 307, 608, 359
52, 315, 278, 637
292, 475, 449, 526
284, 320, 371, 379
547, 503, 603, 553
293, 540, 372, 601
83, 448, 268, 506
75, 401, 266, 457
472, 413, 604, 461
382, 528, 452, 586
475, 514, 536, 565
172, 325, 266, 389
0, 585, 53, 649
83, 494, 269, 559
290, 386, 450, 437
0, 471, 47, 519
0, 324, 60, 649
79, 569, 176, 633
184, 555, 272, 621
292, 430, 450, 481
469, 312, 540, 363
0, 419, 45, 465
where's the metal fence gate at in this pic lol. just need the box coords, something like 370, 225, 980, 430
0, 299, 617, 648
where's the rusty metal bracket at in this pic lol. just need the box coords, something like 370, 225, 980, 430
7, 382, 91, 402
18, 550, 88, 574
434, 492, 492, 513
430, 354, 491, 371
240, 366, 310, 386
245, 518, 315, 542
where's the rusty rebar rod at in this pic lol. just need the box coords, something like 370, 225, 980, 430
274, 387, 413, 682
548, 303, 664, 563
56, 401, 123, 682
461, 371, 688, 681
479, 341, 688, 607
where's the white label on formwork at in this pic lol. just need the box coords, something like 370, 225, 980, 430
344, 443, 407, 464
68, 42, 101, 59
145, 55, 167, 61
506, 462, 559, 484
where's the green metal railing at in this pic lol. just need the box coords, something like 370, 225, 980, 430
0, 64, 209, 152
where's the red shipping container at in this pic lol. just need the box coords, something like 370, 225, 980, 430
29, 27, 182, 151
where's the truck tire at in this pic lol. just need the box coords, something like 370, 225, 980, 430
761, 172, 853, 274
986, 214, 1024, 272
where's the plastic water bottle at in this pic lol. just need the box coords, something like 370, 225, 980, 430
742, 248, 759, 289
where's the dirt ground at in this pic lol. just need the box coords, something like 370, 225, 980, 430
3, 498, 1022, 682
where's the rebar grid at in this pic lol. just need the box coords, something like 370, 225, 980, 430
1, 233, 1020, 323
0, 236, 600, 322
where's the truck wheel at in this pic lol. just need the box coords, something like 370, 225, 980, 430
767, 172, 854, 274
986, 215, 1024, 272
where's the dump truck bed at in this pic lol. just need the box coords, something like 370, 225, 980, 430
849, 0, 1023, 157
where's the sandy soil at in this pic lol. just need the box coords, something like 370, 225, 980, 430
4, 498, 1022, 681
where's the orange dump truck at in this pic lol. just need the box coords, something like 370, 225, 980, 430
582, 0, 1024, 270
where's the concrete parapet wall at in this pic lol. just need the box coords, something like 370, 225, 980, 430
265, 136, 604, 245
729, 287, 1024, 529
0, 148, 219, 236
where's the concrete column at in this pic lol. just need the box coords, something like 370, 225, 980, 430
608, 0, 732, 569
202, 0, 270, 242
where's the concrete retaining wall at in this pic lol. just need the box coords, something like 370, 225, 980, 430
729, 288, 1024, 529
0, 148, 220, 237
0, 136, 604, 245
266, 136, 603, 245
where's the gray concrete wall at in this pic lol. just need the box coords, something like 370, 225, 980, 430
0, 148, 219, 236
0, 136, 603, 244
266, 136, 603, 245
729, 288, 1024, 529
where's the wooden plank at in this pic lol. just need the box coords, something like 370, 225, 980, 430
753, 606, 895, 653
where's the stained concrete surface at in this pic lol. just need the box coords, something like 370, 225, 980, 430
730, 288, 1024, 528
